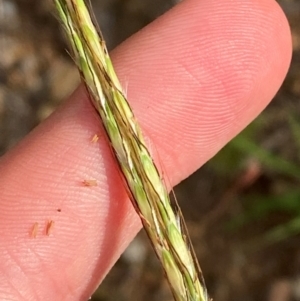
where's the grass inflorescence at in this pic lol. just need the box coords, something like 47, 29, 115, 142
53, 1, 209, 300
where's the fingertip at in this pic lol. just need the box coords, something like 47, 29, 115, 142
111, 0, 292, 182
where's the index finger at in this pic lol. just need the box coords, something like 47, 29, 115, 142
0, 0, 291, 300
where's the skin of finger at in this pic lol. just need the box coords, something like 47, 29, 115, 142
0, 0, 291, 300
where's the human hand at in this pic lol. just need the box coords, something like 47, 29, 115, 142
0, 0, 292, 300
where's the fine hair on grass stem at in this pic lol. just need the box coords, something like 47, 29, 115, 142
53, 1, 209, 300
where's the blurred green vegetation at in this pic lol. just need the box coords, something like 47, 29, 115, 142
209, 107, 300, 246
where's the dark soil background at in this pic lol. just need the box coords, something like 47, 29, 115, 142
0, 1, 300, 301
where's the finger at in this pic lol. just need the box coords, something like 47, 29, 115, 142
0, 0, 291, 300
